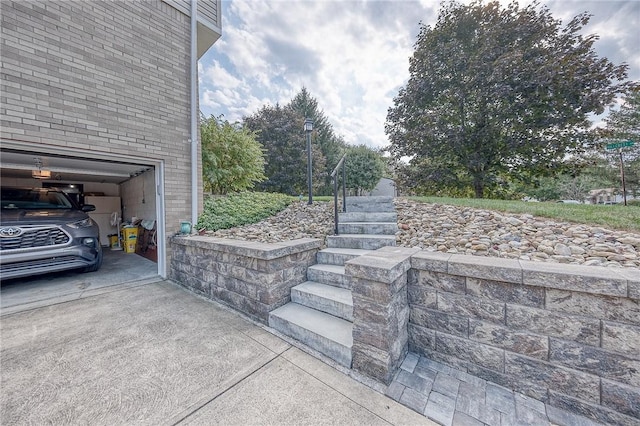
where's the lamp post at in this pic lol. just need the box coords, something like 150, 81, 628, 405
304, 118, 314, 204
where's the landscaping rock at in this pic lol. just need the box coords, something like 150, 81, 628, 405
395, 199, 640, 269
202, 198, 640, 269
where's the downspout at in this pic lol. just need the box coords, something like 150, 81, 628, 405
190, 0, 198, 227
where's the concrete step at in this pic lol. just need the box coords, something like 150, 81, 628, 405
346, 196, 394, 204
269, 302, 353, 367
345, 202, 395, 213
316, 248, 372, 266
307, 264, 350, 289
291, 281, 353, 322
327, 234, 397, 250
339, 212, 397, 223
338, 222, 398, 235
344, 196, 395, 213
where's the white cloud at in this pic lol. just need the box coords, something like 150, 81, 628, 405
200, 60, 242, 88
199, 0, 640, 148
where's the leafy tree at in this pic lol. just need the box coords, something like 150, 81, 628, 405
603, 88, 640, 197
624, 157, 640, 197
386, 0, 635, 198
243, 104, 326, 195
519, 159, 617, 201
200, 114, 266, 194
520, 176, 561, 202
605, 88, 640, 148
289, 88, 347, 195
559, 175, 595, 202
345, 145, 385, 195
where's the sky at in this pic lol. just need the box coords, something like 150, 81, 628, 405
198, 0, 640, 149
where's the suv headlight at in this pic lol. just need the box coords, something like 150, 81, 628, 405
67, 218, 94, 228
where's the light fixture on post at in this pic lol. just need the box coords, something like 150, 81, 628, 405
304, 118, 314, 205
32, 157, 51, 179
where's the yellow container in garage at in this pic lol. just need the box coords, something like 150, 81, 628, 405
122, 227, 138, 253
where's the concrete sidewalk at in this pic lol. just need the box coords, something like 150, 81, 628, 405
0, 280, 431, 425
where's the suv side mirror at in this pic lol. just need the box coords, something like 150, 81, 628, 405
82, 204, 96, 212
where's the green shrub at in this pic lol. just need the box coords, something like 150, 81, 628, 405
197, 191, 292, 231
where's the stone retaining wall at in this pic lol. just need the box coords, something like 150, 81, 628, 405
169, 237, 638, 424
408, 252, 639, 425
169, 237, 321, 323
346, 246, 420, 384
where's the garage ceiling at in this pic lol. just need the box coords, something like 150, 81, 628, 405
1, 150, 153, 184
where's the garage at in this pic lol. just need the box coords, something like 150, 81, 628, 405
1, 0, 221, 304
0, 147, 165, 303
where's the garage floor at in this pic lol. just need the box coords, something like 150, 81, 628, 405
1, 249, 158, 315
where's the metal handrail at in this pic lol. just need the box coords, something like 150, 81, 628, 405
330, 154, 347, 235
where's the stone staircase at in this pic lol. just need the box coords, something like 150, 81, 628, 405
269, 196, 397, 367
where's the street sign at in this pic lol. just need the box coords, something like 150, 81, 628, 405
606, 140, 635, 150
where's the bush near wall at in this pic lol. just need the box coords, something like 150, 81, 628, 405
197, 192, 291, 231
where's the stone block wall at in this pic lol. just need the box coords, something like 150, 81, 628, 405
408, 252, 640, 425
170, 237, 321, 323
168, 237, 638, 424
346, 246, 420, 384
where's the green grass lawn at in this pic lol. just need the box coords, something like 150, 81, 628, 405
410, 196, 640, 232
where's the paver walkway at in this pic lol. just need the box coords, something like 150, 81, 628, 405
386, 353, 603, 426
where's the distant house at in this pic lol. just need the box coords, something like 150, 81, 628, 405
0, 0, 222, 278
587, 188, 617, 204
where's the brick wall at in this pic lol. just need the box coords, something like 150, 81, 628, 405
408, 252, 639, 425
0, 0, 203, 260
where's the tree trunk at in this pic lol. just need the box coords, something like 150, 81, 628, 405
473, 177, 484, 198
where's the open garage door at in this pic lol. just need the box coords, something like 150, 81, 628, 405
0, 148, 165, 280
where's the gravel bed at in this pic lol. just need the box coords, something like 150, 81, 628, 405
202, 198, 640, 269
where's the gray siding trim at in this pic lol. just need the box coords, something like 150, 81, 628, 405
199, 0, 219, 26
162, 0, 189, 16
162, 0, 221, 29
162, 0, 221, 57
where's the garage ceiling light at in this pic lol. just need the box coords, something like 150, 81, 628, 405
32, 157, 51, 179
32, 169, 51, 179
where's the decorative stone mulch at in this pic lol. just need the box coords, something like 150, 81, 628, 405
201, 198, 640, 269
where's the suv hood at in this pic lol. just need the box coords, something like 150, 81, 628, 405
0, 209, 89, 226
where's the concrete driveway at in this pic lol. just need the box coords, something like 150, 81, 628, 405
0, 280, 430, 425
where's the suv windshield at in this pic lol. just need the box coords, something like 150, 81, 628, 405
1, 188, 74, 210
